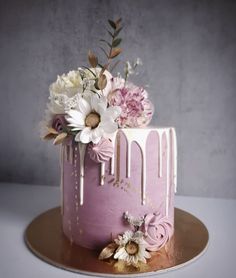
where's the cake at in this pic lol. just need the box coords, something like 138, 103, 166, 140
41, 18, 177, 268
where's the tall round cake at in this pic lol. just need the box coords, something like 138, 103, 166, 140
61, 127, 177, 250
41, 18, 177, 268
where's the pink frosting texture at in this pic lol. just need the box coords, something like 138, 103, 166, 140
143, 212, 173, 251
87, 138, 114, 163
61, 128, 176, 250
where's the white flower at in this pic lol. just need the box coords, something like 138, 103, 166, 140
114, 231, 151, 266
66, 95, 121, 144
49, 70, 83, 97
48, 68, 113, 114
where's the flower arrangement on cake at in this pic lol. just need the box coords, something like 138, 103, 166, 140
40, 18, 176, 271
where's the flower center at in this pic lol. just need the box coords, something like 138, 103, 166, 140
125, 241, 139, 255
85, 112, 100, 129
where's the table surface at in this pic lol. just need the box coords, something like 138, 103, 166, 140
0, 183, 235, 278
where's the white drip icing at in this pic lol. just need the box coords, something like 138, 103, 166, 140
69, 144, 74, 164
60, 145, 64, 215
126, 141, 131, 178
121, 129, 151, 205
165, 130, 170, 216
110, 132, 117, 175
100, 162, 105, 185
158, 131, 164, 177
78, 143, 86, 206
71, 127, 177, 207
171, 128, 177, 193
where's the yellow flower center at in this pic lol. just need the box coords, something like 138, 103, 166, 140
125, 241, 139, 255
85, 112, 100, 129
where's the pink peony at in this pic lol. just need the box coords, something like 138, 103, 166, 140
87, 137, 114, 163
142, 212, 173, 252
108, 77, 154, 128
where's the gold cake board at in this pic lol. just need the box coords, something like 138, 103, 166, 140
25, 207, 209, 277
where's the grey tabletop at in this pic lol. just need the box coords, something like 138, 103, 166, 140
0, 183, 235, 278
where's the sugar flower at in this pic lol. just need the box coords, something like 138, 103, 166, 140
143, 212, 173, 251
49, 68, 113, 114
114, 231, 151, 266
66, 95, 121, 144
108, 77, 154, 128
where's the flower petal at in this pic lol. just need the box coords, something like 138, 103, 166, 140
105, 106, 122, 120
66, 110, 85, 126
97, 96, 107, 115
90, 94, 99, 111
79, 127, 92, 143
78, 97, 91, 115
100, 120, 118, 133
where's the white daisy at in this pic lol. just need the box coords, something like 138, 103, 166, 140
114, 231, 151, 266
65, 94, 121, 144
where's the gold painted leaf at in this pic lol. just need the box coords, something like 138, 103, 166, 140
47, 127, 58, 135
53, 132, 67, 145
110, 48, 122, 59
98, 242, 118, 260
88, 50, 98, 68
43, 133, 56, 140
97, 74, 107, 90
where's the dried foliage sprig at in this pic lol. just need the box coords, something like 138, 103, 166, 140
85, 18, 123, 94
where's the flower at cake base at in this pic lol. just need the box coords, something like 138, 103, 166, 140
66, 95, 121, 144
87, 138, 114, 163
113, 231, 151, 267
143, 212, 173, 252
108, 77, 154, 128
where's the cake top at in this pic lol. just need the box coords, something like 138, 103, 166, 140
40, 18, 154, 151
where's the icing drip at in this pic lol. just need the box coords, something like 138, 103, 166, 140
60, 145, 64, 215
78, 143, 86, 206
126, 141, 131, 178
121, 129, 151, 205
141, 148, 147, 205
110, 132, 117, 175
158, 131, 164, 177
69, 145, 74, 164
165, 131, 170, 216
66, 127, 176, 208
100, 162, 105, 185
171, 128, 177, 193
115, 132, 121, 182
74, 146, 79, 212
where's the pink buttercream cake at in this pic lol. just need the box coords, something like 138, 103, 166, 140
61, 127, 177, 250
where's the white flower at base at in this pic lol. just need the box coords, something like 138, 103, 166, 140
66, 95, 121, 144
114, 231, 151, 266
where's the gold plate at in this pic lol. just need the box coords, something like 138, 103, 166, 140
25, 208, 209, 276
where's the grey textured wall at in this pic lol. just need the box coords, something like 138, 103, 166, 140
0, 0, 236, 198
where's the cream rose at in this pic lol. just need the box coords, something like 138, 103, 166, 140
143, 212, 173, 251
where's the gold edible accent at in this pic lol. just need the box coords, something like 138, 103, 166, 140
25, 207, 209, 276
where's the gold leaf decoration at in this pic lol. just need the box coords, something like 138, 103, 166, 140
98, 242, 118, 260
53, 132, 67, 145
43, 133, 56, 140
88, 50, 98, 68
97, 74, 107, 90
110, 48, 122, 59
47, 127, 58, 135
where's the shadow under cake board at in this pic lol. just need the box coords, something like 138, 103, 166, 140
25, 207, 209, 277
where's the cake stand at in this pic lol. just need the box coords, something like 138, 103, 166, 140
25, 207, 209, 277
